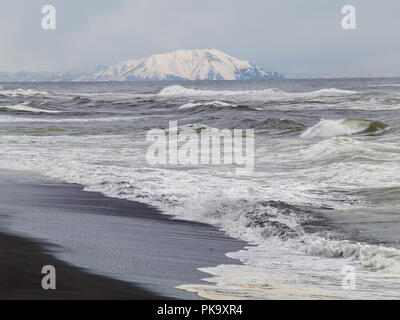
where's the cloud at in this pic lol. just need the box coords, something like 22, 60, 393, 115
0, 0, 400, 77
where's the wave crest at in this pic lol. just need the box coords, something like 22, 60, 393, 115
159, 85, 357, 99
0, 102, 60, 114
179, 101, 234, 109
301, 119, 389, 138
0, 88, 52, 97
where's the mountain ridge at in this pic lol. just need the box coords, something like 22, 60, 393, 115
0, 49, 284, 82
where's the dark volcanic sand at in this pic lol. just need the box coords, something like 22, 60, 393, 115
0, 230, 161, 300
0, 170, 246, 299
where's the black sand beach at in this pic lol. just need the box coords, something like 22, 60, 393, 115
0, 231, 161, 299
0, 170, 245, 299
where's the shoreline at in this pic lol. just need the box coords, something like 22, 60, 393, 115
0, 169, 246, 299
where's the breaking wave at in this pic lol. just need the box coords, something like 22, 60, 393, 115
0, 102, 60, 114
305, 238, 400, 273
159, 85, 357, 99
301, 119, 389, 138
179, 101, 234, 109
1, 81, 400, 299
0, 88, 52, 97
0, 115, 144, 123
83, 177, 400, 275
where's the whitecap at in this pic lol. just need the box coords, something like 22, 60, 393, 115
300, 119, 388, 138
0, 115, 144, 123
159, 85, 357, 99
0, 102, 60, 114
0, 88, 52, 97
179, 101, 234, 109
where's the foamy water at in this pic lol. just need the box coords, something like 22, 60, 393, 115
0, 80, 400, 299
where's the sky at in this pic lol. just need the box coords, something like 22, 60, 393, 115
1, 0, 400, 78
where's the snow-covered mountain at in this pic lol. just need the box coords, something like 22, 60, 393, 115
0, 49, 283, 82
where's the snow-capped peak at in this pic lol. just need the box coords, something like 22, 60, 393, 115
93, 49, 283, 81
0, 49, 283, 82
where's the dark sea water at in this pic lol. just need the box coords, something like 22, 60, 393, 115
1, 79, 400, 299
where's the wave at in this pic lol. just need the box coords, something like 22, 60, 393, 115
297, 137, 400, 167
0, 115, 144, 123
301, 119, 389, 138
306, 238, 400, 273
178, 101, 254, 111
72, 96, 92, 104
75, 165, 400, 275
178, 237, 400, 299
159, 85, 358, 99
0, 88, 52, 97
194, 198, 400, 274
238, 118, 305, 135
0, 130, 399, 302
368, 84, 400, 88
0, 102, 60, 114
179, 102, 202, 109
307, 88, 359, 95
80, 178, 400, 275
179, 101, 233, 109
166, 122, 214, 134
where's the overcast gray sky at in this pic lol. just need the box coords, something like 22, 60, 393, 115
1, 0, 399, 78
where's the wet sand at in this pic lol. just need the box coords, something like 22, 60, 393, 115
0, 230, 161, 299
0, 170, 245, 299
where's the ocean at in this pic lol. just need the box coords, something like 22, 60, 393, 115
1, 79, 400, 299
